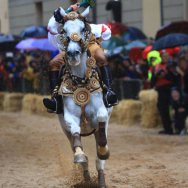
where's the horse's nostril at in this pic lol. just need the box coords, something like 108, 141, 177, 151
67, 51, 72, 57
75, 50, 80, 55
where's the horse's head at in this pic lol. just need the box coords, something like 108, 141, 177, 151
57, 7, 90, 66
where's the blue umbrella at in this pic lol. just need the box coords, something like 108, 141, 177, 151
153, 33, 188, 50
125, 40, 146, 50
20, 26, 48, 38
123, 27, 147, 42
32, 38, 57, 51
16, 38, 57, 51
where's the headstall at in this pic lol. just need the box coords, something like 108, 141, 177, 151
57, 11, 91, 52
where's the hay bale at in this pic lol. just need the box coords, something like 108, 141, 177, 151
0, 92, 5, 111
35, 95, 55, 117
22, 94, 38, 113
139, 89, 161, 128
3, 93, 24, 112
111, 100, 142, 126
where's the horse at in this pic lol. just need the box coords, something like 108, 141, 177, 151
56, 7, 112, 188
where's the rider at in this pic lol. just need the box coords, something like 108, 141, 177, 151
43, 3, 118, 113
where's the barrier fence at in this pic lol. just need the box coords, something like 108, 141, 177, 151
0, 78, 143, 100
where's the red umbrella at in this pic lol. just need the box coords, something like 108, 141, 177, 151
107, 22, 127, 36
156, 21, 188, 40
129, 47, 144, 62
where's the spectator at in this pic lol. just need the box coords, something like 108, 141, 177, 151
171, 89, 188, 135
151, 52, 176, 135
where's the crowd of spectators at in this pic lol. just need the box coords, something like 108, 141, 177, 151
108, 46, 188, 135
0, 50, 52, 94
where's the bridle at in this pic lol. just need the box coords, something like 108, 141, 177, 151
56, 11, 92, 52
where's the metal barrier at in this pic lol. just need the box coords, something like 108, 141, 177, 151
112, 79, 143, 100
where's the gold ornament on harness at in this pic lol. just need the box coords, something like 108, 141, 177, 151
87, 57, 96, 67
70, 33, 81, 42
90, 78, 100, 89
86, 69, 92, 78
64, 79, 73, 89
66, 12, 79, 20
73, 88, 90, 106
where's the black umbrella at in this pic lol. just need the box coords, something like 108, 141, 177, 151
0, 34, 21, 51
20, 26, 48, 38
152, 33, 188, 50
155, 21, 188, 40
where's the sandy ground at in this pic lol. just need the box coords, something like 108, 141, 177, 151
1, 112, 188, 188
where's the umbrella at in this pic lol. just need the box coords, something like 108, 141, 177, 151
32, 38, 57, 51
101, 36, 125, 50
124, 40, 146, 50
152, 33, 188, 50
106, 22, 127, 36
0, 34, 21, 51
156, 21, 188, 40
16, 38, 37, 50
122, 27, 147, 42
16, 38, 57, 51
20, 26, 48, 38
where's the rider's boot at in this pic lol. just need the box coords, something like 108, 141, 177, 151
43, 71, 63, 114
72, 133, 88, 164
100, 65, 118, 108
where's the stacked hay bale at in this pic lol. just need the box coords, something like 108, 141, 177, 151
111, 100, 142, 126
139, 89, 161, 128
3, 93, 24, 112
0, 92, 5, 111
22, 94, 38, 114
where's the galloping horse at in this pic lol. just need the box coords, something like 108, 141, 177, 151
57, 7, 112, 187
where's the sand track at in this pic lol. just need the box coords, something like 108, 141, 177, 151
1, 112, 188, 188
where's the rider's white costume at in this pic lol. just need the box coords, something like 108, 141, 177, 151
47, 16, 111, 50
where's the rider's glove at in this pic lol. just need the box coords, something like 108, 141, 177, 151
54, 8, 64, 23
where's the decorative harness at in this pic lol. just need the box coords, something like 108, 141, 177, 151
57, 11, 102, 109
57, 11, 102, 136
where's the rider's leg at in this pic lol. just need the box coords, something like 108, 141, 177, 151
43, 52, 65, 113
89, 44, 118, 108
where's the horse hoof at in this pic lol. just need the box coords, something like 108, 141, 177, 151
74, 154, 88, 164
97, 146, 110, 160
98, 170, 106, 188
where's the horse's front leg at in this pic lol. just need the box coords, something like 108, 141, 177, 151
63, 98, 88, 164
90, 93, 110, 160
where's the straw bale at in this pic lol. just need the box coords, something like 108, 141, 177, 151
3, 93, 24, 112
0, 92, 5, 111
111, 100, 142, 126
22, 94, 38, 114
139, 89, 161, 128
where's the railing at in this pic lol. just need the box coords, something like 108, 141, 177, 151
112, 79, 143, 100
